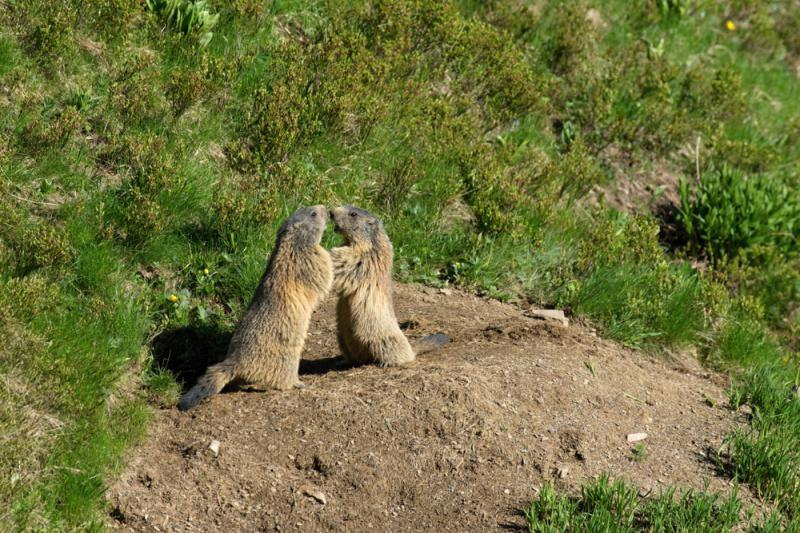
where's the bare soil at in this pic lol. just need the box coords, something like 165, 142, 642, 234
108, 284, 753, 532
589, 147, 684, 216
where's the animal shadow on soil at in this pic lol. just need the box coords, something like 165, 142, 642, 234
299, 356, 350, 375
151, 324, 232, 391
151, 324, 348, 392
499, 506, 530, 531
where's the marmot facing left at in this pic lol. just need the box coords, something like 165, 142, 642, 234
179, 205, 333, 410
329, 205, 449, 367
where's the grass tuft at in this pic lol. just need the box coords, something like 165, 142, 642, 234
524, 474, 750, 532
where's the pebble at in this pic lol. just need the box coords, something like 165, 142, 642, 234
208, 440, 221, 457
626, 432, 648, 443
301, 486, 327, 505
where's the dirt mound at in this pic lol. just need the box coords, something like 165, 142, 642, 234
109, 285, 751, 531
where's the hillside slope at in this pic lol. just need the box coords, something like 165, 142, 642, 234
2, 0, 798, 528
109, 285, 754, 531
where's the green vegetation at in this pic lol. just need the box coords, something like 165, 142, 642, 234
679, 164, 799, 262
0, 0, 797, 529
146, 0, 220, 47
631, 443, 648, 462
525, 474, 792, 531
726, 365, 800, 517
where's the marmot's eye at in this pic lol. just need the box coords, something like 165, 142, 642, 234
349, 211, 357, 217
310, 211, 317, 217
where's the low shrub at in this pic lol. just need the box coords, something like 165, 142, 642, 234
146, 0, 219, 46
678, 164, 799, 261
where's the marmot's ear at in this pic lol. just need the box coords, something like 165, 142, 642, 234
367, 219, 375, 225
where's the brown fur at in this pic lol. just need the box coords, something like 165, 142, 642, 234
329, 205, 448, 367
179, 205, 333, 410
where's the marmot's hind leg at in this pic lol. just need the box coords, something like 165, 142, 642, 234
336, 332, 351, 359
375, 335, 415, 367
337, 332, 368, 366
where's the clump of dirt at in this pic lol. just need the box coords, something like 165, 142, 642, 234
108, 284, 753, 531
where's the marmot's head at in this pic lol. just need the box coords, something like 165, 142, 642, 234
330, 205, 384, 245
277, 205, 328, 248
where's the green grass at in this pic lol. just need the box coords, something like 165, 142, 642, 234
524, 473, 800, 531
726, 365, 800, 517
0, 275, 151, 529
631, 443, 648, 462
0, 0, 798, 528
523, 474, 793, 532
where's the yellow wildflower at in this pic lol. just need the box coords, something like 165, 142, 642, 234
725, 19, 736, 31
203, 268, 209, 275
168, 293, 179, 303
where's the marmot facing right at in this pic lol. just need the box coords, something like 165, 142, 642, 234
329, 205, 449, 367
179, 205, 332, 410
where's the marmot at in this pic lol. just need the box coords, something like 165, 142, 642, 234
178, 205, 333, 410
329, 205, 449, 367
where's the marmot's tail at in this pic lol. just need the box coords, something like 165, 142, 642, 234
178, 362, 236, 411
411, 333, 450, 355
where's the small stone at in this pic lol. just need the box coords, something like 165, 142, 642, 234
557, 465, 570, 478
301, 486, 327, 505
626, 432, 648, 443
503, 488, 510, 495
526, 309, 569, 327
439, 288, 453, 296
208, 440, 221, 456
585, 8, 607, 30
